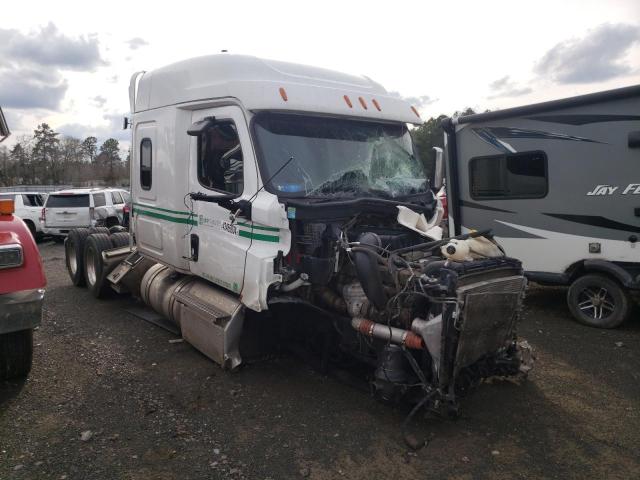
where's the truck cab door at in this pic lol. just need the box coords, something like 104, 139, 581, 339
187, 106, 258, 295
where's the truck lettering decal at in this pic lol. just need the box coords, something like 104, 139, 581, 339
222, 221, 238, 235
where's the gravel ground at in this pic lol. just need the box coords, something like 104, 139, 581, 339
1, 241, 639, 480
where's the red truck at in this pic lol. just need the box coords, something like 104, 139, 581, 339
0, 189, 46, 379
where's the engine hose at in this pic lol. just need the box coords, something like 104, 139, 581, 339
351, 318, 424, 349
402, 390, 436, 450
353, 233, 387, 310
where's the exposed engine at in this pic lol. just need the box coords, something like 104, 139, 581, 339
271, 213, 534, 420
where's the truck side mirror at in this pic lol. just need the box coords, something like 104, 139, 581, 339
432, 147, 444, 192
187, 116, 217, 136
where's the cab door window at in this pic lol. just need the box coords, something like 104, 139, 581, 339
197, 121, 244, 195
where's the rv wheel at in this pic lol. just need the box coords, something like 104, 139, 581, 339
567, 274, 631, 329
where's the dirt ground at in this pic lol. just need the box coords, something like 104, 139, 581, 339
1, 241, 639, 480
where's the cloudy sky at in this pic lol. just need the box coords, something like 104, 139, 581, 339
1, 0, 639, 153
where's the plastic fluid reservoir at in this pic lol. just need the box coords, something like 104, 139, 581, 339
441, 239, 471, 261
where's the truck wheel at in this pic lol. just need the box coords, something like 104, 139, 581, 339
0, 329, 33, 380
567, 274, 631, 329
24, 220, 37, 238
88, 226, 110, 235
110, 232, 130, 248
105, 217, 120, 228
84, 233, 114, 299
65, 228, 90, 287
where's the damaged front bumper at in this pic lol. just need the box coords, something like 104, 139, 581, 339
0, 288, 45, 334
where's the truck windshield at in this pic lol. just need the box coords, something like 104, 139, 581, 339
254, 113, 428, 199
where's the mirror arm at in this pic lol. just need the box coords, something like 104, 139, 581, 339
189, 192, 252, 220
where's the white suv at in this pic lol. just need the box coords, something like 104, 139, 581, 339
43, 188, 129, 240
0, 192, 45, 238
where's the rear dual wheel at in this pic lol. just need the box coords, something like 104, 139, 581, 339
65, 228, 90, 286
65, 229, 131, 297
84, 233, 116, 299
65, 227, 111, 286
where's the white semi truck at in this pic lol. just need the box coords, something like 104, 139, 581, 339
64, 55, 532, 417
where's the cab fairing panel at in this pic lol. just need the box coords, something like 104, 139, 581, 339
134, 55, 421, 125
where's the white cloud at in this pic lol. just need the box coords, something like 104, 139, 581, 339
535, 23, 640, 84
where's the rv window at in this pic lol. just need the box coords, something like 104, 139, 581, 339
140, 138, 152, 190
197, 121, 244, 195
469, 151, 547, 199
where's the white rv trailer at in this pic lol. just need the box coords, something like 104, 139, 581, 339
442, 85, 640, 328
64, 55, 533, 415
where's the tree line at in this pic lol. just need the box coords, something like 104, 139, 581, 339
0, 123, 129, 187
410, 108, 477, 179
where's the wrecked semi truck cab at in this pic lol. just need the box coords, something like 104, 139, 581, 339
65, 55, 532, 413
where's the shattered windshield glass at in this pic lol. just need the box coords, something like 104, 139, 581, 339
253, 113, 428, 199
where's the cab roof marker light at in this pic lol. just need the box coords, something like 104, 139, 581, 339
411, 106, 421, 118
343, 95, 353, 108
279, 87, 288, 101
358, 97, 368, 110
372, 99, 381, 111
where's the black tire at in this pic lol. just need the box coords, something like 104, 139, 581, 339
567, 274, 631, 329
110, 231, 130, 248
88, 226, 110, 235
105, 217, 120, 228
65, 228, 90, 287
84, 233, 114, 299
109, 225, 127, 234
24, 220, 37, 238
0, 329, 33, 380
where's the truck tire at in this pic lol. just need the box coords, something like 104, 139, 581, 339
88, 226, 110, 235
567, 274, 631, 329
108, 225, 127, 234
24, 220, 37, 238
65, 228, 90, 287
105, 217, 120, 228
84, 233, 114, 299
110, 232, 130, 248
0, 329, 33, 380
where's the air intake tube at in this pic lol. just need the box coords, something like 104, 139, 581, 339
352, 232, 387, 311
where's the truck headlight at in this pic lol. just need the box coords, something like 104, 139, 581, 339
0, 244, 23, 269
